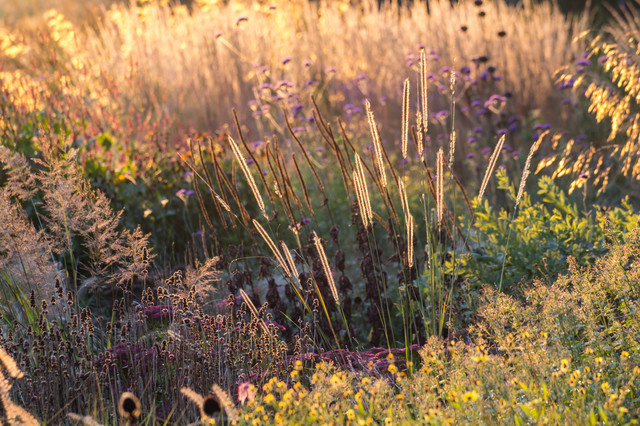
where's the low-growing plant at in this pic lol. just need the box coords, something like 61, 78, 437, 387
456, 168, 639, 293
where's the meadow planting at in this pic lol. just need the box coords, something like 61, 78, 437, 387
0, 0, 639, 423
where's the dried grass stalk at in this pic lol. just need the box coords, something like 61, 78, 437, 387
516, 131, 548, 208
313, 232, 340, 306
402, 79, 410, 159
478, 134, 506, 203
365, 100, 387, 189
228, 136, 265, 217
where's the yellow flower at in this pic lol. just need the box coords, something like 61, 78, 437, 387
560, 358, 570, 373
346, 409, 355, 421
395, 393, 405, 401
462, 390, 480, 402
388, 364, 398, 375
619, 407, 629, 414
621, 351, 629, 360
264, 393, 275, 404
601, 382, 611, 393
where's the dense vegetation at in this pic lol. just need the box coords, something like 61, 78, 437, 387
0, 0, 639, 423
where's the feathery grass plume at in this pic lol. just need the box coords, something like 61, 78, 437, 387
406, 213, 414, 268
118, 392, 141, 422
67, 413, 104, 426
313, 231, 340, 306
420, 48, 429, 132
253, 219, 292, 278
180, 387, 203, 407
280, 241, 299, 288
516, 131, 548, 209
365, 99, 387, 188
239, 288, 269, 334
228, 135, 265, 217
449, 72, 456, 165
436, 148, 444, 226
402, 78, 410, 159
211, 384, 239, 422
477, 134, 506, 203
0, 369, 38, 426
0, 347, 23, 379
416, 111, 424, 161
353, 154, 373, 228
398, 179, 410, 222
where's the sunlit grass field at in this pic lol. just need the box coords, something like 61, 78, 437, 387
0, 0, 639, 424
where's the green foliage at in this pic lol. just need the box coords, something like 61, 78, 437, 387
456, 168, 639, 291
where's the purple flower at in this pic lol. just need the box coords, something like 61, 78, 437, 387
435, 110, 449, 119
497, 128, 507, 135
236, 16, 248, 25
461, 107, 469, 113
575, 59, 590, 66
301, 217, 312, 224
473, 127, 484, 133
482, 147, 491, 155
260, 83, 272, 89
305, 79, 315, 86
214, 32, 223, 39
461, 66, 471, 74
467, 137, 477, 144
509, 115, 519, 123
562, 98, 571, 104
304, 60, 312, 67
291, 127, 305, 133
471, 100, 482, 108
466, 153, 475, 158
508, 123, 518, 132
246, 158, 254, 164
176, 189, 186, 197
493, 75, 502, 81
183, 171, 193, 179
326, 67, 337, 73
355, 74, 367, 81
281, 57, 291, 65
439, 67, 451, 74
480, 72, 489, 80
598, 55, 608, 64
579, 173, 589, 178
253, 141, 265, 148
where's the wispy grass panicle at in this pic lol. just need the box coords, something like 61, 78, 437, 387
420, 49, 429, 132
416, 111, 424, 161
516, 131, 547, 209
436, 148, 444, 226
253, 219, 292, 278
448, 72, 456, 165
228, 135, 266, 218
477, 135, 506, 203
313, 231, 340, 306
365, 100, 386, 189
402, 78, 410, 159
353, 154, 373, 228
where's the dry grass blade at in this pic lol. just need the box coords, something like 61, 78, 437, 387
516, 131, 548, 208
291, 153, 315, 216
402, 78, 410, 159
233, 108, 274, 200
353, 154, 373, 228
228, 135, 266, 217
406, 213, 414, 268
253, 219, 292, 279
420, 49, 429, 132
313, 231, 340, 306
436, 148, 444, 226
365, 99, 387, 189
478, 134, 506, 203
